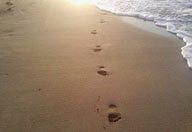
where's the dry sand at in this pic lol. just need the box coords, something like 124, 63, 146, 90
1, 0, 192, 132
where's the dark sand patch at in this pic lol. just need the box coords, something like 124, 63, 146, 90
96, 108, 100, 113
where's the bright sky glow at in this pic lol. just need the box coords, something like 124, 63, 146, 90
69, 0, 90, 4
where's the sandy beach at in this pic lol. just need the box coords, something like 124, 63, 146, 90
1, 0, 192, 132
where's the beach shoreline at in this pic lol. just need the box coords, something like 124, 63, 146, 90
1, 0, 192, 132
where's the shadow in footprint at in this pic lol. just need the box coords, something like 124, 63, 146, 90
97, 70, 108, 76
100, 19, 107, 24
108, 104, 121, 123
96, 108, 100, 113
3, 29, 13, 33
99, 66, 105, 69
96, 45, 101, 48
102, 126, 106, 130
93, 48, 102, 52
91, 30, 97, 35
2, 29, 15, 36
3, 73, 9, 77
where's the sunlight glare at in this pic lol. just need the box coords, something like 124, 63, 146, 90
69, 0, 90, 4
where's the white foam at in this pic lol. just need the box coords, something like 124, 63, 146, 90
90, 0, 192, 69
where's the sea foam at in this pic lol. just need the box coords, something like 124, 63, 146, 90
90, 0, 192, 68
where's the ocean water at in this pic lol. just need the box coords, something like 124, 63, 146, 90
90, 0, 192, 68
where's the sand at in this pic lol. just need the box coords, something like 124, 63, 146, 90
1, 0, 192, 132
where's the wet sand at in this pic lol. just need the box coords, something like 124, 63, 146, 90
1, 0, 192, 132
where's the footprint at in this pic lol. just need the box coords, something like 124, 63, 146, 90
96, 108, 100, 113
91, 30, 97, 35
99, 66, 105, 69
97, 66, 109, 76
6, 1, 13, 6
100, 19, 106, 24
108, 104, 121, 123
97, 96, 101, 102
2, 29, 15, 36
97, 69, 108, 76
21, 9, 27, 12
7, 33, 14, 36
93, 45, 102, 52
5, 1, 14, 11
31, 2, 36, 5
102, 126, 106, 130
96, 45, 101, 48
93, 48, 102, 52
3, 29, 13, 34
3, 73, 9, 77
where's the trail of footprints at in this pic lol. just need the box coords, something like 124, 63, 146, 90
91, 30, 109, 76
91, 16, 122, 128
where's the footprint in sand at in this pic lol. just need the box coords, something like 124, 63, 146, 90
96, 108, 100, 113
96, 45, 101, 48
93, 45, 102, 52
6, 1, 13, 6
3, 29, 13, 33
93, 48, 102, 52
31, 2, 36, 5
97, 69, 108, 76
3, 73, 9, 77
97, 96, 101, 102
91, 30, 97, 35
99, 66, 105, 69
97, 66, 109, 76
4, 73, 9, 76
100, 19, 106, 24
5, 1, 14, 11
2, 29, 15, 36
108, 104, 121, 123
21, 9, 27, 12
102, 126, 106, 130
